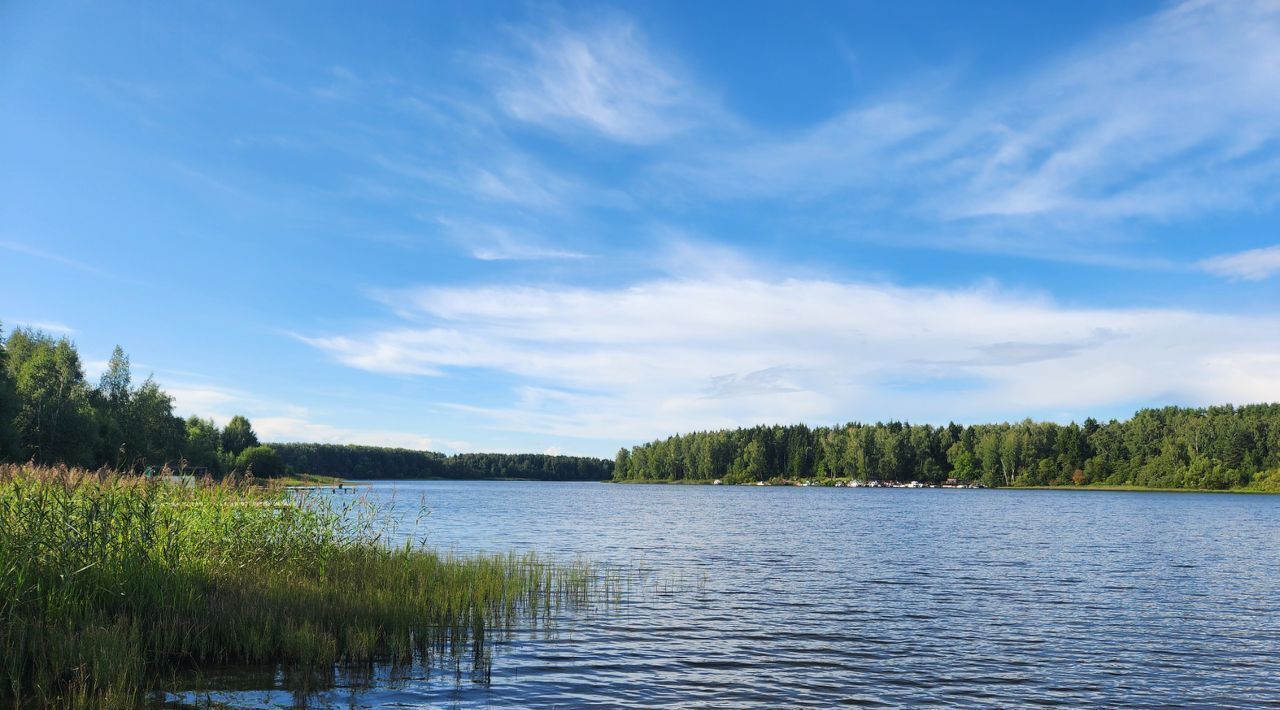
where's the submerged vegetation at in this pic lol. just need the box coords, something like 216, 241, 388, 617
614, 405, 1280, 491
0, 464, 596, 707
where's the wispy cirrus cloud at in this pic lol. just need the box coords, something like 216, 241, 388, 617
952, 0, 1280, 222
1199, 243, 1280, 281
657, 101, 942, 200
656, 0, 1280, 235
491, 16, 717, 144
430, 217, 590, 261
373, 149, 632, 214
281, 1, 1280, 273
301, 245, 1280, 443
4, 319, 75, 335
0, 240, 122, 281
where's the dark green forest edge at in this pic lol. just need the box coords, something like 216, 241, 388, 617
272, 444, 611, 482
0, 326, 611, 481
4, 324, 1277, 492
614, 408, 1280, 492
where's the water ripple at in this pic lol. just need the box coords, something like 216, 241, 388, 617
170, 483, 1280, 708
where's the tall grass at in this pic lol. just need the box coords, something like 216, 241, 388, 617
0, 464, 595, 707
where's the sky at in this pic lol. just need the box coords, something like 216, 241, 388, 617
2, 0, 1280, 458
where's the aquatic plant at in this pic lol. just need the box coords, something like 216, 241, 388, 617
0, 464, 595, 707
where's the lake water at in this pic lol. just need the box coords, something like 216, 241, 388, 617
175, 481, 1280, 708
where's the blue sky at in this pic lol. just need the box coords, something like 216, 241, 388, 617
3, 0, 1279, 457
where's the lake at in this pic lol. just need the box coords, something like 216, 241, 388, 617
172, 481, 1280, 707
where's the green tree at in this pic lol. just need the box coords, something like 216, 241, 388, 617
6, 329, 98, 465
88, 346, 184, 471
221, 415, 259, 457
234, 444, 285, 477
93, 346, 133, 467
998, 429, 1024, 486
184, 416, 222, 470
0, 324, 19, 460
99, 346, 132, 409
743, 439, 767, 481
131, 377, 184, 468
607, 403, 1280, 490
947, 442, 976, 481
614, 448, 630, 479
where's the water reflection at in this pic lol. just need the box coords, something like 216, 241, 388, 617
168, 482, 1280, 707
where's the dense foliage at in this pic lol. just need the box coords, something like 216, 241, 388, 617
235, 444, 286, 477
0, 326, 259, 474
271, 443, 614, 481
614, 405, 1280, 490
0, 325, 611, 481
0, 464, 595, 705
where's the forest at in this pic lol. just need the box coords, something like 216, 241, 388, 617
6, 324, 1279, 490
271, 443, 612, 481
0, 325, 609, 480
613, 405, 1280, 491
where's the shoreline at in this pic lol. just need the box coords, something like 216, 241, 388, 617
1, 464, 596, 705
611, 478, 1278, 494
275, 475, 613, 486
1006, 484, 1276, 495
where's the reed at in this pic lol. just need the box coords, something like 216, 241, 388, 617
0, 464, 596, 707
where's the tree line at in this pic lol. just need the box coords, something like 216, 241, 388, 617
613, 405, 1280, 490
0, 324, 611, 480
0, 325, 278, 474
270, 444, 613, 481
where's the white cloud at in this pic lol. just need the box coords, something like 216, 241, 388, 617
431, 217, 590, 261
5, 319, 75, 335
252, 416, 466, 453
661, 101, 941, 199
658, 0, 1280, 226
464, 158, 634, 212
952, 0, 1280, 221
82, 359, 110, 381
1199, 243, 1280, 281
375, 151, 633, 214
165, 384, 244, 421
303, 251, 1280, 443
165, 382, 460, 452
493, 17, 712, 144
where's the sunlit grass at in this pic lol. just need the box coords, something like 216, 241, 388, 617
0, 464, 597, 707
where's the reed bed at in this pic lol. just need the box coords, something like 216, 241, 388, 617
0, 464, 596, 707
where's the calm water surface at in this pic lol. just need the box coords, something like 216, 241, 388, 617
178, 482, 1280, 707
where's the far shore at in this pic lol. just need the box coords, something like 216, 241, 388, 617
1007, 484, 1277, 495
277, 475, 613, 486
612, 477, 1277, 494
263, 475, 1278, 494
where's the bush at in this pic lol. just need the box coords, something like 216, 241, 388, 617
1249, 469, 1280, 493
234, 444, 285, 477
